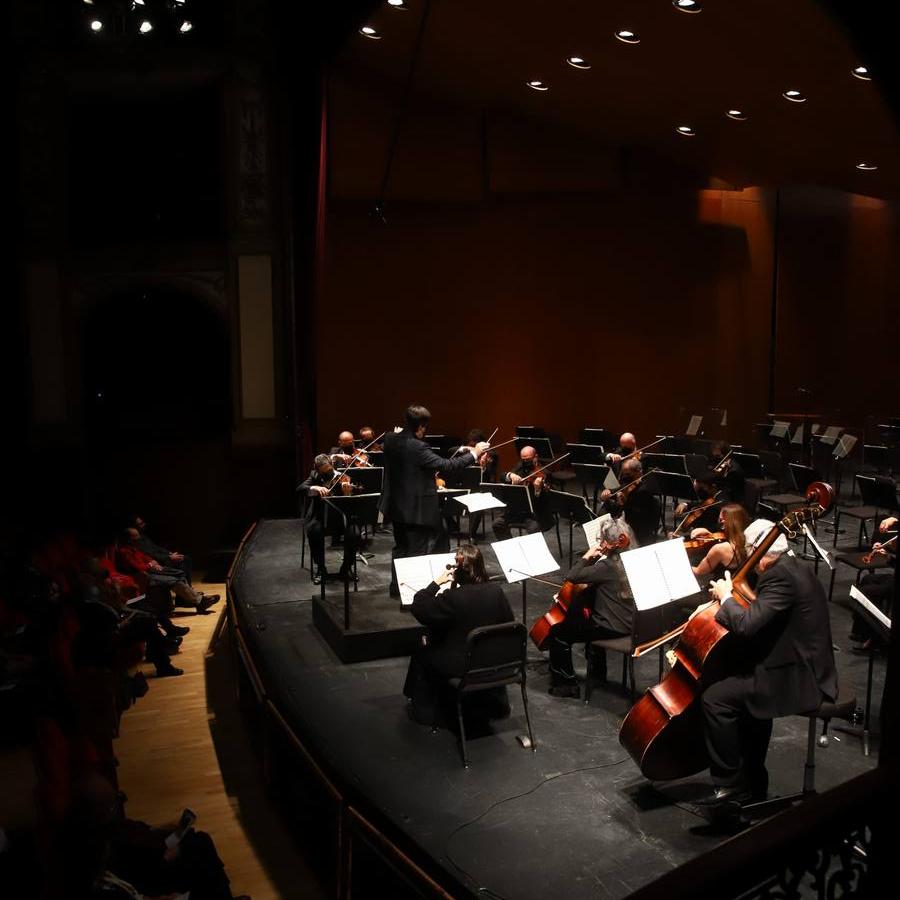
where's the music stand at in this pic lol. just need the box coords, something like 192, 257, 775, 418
347, 467, 383, 494
566, 443, 608, 464
482, 482, 534, 519
443, 465, 482, 490
366, 451, 384, 468
515, 436, 554, 459
733, 451, 765, 478
516, 425, 547, 441
323, 493, 381, 627
832, 434, 858, 497
642, 453, 688, 475
548, 489, 594, 567
653, 471, 697, 526
580, 427, 616, 448
571, 463, 611, 511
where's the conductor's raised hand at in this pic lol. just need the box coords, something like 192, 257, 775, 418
473, 441, 491, 458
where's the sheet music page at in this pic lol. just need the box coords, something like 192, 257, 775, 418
490, 532, 560, 584
581, 514, 611, 550
834, 434, 857, 459
455, 492, 506, 512
850, 585, 892, 631
770, 422, 790, 439
604, 469, 620, 491
791, 424, 804, 445
720, 409, 728, 427
620, 539, 700, 611
394, 552, 457, 606
686, 415, 702, 437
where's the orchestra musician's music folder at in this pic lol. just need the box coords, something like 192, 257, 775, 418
394, 552, 457, 606
620, 539, 701, 610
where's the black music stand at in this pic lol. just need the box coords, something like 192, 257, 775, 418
580, 427, 616, 448
323, 493, 381, 628
515, 425, 547, 441
444, 465, 482, 490
642, 453, 688, 475
347, 467, 383, 494
482, 482, 534, 519
548, 490, 594, 567
652, 471, 696, 527
566, 443, 608, 464
365, 451, 384, 468
515, 436, 554, 459
571, 463, 612, 512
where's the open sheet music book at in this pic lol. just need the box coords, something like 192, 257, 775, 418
490, 532, 560, 584
850, 585, 892, 631
454, 492, 506, 513
394, 552, 457, 606
620, 539, 701, 611
581, 514, 611, 550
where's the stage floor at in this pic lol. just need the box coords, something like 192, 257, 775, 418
229, 516, 883, 899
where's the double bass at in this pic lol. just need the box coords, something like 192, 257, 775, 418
618, 482, 834, 781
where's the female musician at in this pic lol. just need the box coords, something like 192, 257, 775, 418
547, 519, 636, 699
403, 544, 514, 724
690, 503, 751, 580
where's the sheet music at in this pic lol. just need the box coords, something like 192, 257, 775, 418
604, 469, 620, 491
686, 415, 702, 437
834, 434, 857, 460
720, 409, 728, 427
801, 524, 834, 570
394, 552, 457, 606
620, 539, 701, 611
770, 422, 790, 439
125, 593, 147, 607
581, 514, 611, 550
819, 425, 842, 445
850, 584, 891, 631
490, 532, 560, 584
455, 492, 506, 512
791, 424, 804, 445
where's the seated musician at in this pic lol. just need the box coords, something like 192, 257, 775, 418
445, 429, 498, 541
547, 518, 636, 699
492, 445, 554, 541
710, 439, 745, 506
329, 430, 358, 464
600, 458, 661, 547
672, 471, 722, 536
695, 518, 837, 819
690, 503, 750, 581
296, 453, 360, 584
359, 425, 383, 451
403, 544, 514, 724
604, 432, 636, 467
849, 515, 896, 649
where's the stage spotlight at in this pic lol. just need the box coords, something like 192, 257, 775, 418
615, 30, 640, 44
566, 56, 591, 69
138, 20, 153, 34
676, 125, 695, 136
360, 25, 381, 39
387, 0, 407, 7
856, 162, 878, 171
179, 20, 193, 33
851, 66, 871, 81
674, 1, 702, 12
783, 90, 806, 102
726, 109, 747, 121
90, 18, 103, 32
526, 80, 549, 91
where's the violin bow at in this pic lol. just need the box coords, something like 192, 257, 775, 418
521, 452, 571, 481
672, 498, 727, 536
619, 436, 666, 461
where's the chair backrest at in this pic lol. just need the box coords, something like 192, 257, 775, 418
461, 622, 527, 686
789, 463, 820, 493
856, 474, 899, 510
759, 450, 784, 481
733, 452, 764, 478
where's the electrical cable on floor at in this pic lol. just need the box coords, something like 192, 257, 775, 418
443, 755, 631, 895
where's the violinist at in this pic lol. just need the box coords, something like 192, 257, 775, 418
446, 429, 497, 541
492, 445, 555, 542
547, 518, 636, 699
600, 458, 661, 548
359, 426, 383, 452
403, 544, 514, 724
695, 519, 837, 820
605, 432, 637, 468
690, 503, 750, 581
671, 471, 722, 536
296, 453, 360, 585
329, 431, 359, 465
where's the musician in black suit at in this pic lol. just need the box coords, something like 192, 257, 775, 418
604, 432, 637, 467
403, 544, 514, 724
381, 405, 490, 596
601, 458, 661, 547
711, 440, 746, 507
547, 518, 636, 699
491, 445, 555, 541
698, 518, 838, 817
671, 471, 722, 536
296, 454, 360, 584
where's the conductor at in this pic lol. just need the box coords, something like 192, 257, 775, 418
382, 405, 491, 597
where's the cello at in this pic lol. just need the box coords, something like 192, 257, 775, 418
618, 482, 834, 781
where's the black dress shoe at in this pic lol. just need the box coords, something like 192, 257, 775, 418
695, 786, 752, 820
168, 624, 191, 637
548, 683, 581, 699
155, 663, 184, 678
196, 595, 218, 614
312, 568, 328, 585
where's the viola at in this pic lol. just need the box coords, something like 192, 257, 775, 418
618, 482, 834, 781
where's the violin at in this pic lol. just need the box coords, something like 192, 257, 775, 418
712, 450, 734, 474
518, 453, 571, 496
672, 497, 725, 537
861, 534, 897, 565
602, 468, 657, 509
682, 531, 726, 553
529, 534, 630, 650
618, 481, 834, 781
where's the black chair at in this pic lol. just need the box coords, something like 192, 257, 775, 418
833, 474, 899, 548
733, 451, 778, 496
827, 550, 894, 603
764, 463, 822, 513
446, 622, 536, 768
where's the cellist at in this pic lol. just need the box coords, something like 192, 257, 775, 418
695, 518, 837, 822
547, 518, 636, 699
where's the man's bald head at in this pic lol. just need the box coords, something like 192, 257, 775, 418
520, 446, 537, 463
338, 431, 355, 449
621, 458, 642, 481
619, 433, 636, 452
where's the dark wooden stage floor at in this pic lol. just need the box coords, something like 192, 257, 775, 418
228, 516, 883, 899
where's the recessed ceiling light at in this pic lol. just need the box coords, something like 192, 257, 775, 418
179, 20, 192, 33
856, 162, 878, 171
851, 66, 872, 81
783, 90, 806, 102
89, 18, 103, 32
526, 80, 549, 91
566, 56, 591, 69
726, 109, 747, 121
674, 0, 702, 12
615, 30, 640, 44
138, 19, 153, 34
387, 0, 407, 7
676, 125, 696, 137
360, 25, 381, 39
